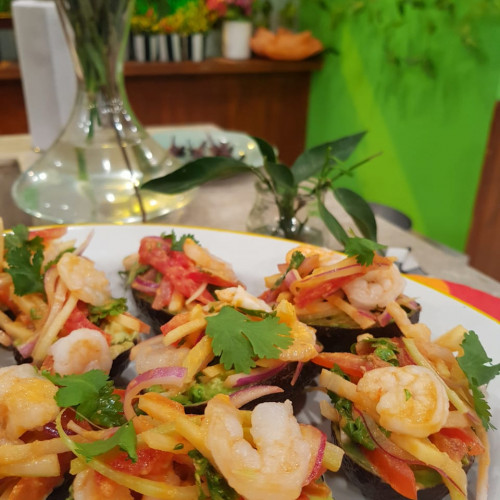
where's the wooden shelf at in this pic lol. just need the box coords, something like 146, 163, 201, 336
0, 56, 323, 163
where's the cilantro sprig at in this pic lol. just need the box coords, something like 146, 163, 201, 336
43, 370, 126, 428
458, 330, 500, 430
75, 421, 137, 463
362, 338, 399, 366
162, 231, 200, 251
205, 306, 293, 373
4, 225, 45, 296
343, 236, 387, 266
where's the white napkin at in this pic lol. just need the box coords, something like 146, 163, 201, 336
12, 0, 76, 151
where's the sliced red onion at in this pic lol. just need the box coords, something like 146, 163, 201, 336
283, 269, 300, 289
74, 230, 94, 256
123, 366, 187, 420
377, 310, 392, 327
297, 262, 363, 287
358, 410, 467, 497
132, 276, 160, 295
229, 385, 284, 408
17, 337, 37, 358
290, 361, 303, 386
225, 363, 287, 388
302, 425, 327, 485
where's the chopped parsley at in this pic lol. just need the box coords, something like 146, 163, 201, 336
205, 306, 292, 373
189, 449, 238, 500
458, 330, 500, 430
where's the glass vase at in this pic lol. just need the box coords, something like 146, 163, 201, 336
246, 181, 325, 245
12, 0, 193, 224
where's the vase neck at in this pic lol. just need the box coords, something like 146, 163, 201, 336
56, 0, 133, 98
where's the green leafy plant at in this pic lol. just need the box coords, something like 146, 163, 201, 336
142, 132, 385, 260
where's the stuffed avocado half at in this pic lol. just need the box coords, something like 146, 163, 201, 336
127, 286, 321, 413
316, 301, 496, 500
123, 232, 242, 332
259, 244, 421, 352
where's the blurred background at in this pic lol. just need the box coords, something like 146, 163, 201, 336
1, 0, 499, 265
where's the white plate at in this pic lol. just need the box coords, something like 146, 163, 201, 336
3, 224, 500, 499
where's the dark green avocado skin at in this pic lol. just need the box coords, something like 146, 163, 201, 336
331, 422, 471, 500
312, 307, 421, 353
132, 289, 173, 334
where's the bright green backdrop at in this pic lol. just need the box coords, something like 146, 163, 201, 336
299, 2, 500, 251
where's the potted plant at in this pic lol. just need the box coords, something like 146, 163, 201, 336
207, 0, 254, 59
130, 8, 159, 61
141, 132, 385, 258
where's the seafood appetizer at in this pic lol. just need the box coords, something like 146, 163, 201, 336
123, 232, 242, 331
0, 224, 149, 376
316, 300, 498, 500
0, 365, 342, 500
128, 287, 320, 411
260, 244, 421, 351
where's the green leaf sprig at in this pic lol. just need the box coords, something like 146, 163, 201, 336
88, 297, 128, 324
4, 225, 45, 296
162, 231, 200, 251
43, 370, 126, 428
141, 133, 386, 264
205, 306, 293, 374
457, 330, 500, 430
75, 421, 137, 463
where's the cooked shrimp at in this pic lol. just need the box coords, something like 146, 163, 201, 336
0, 364, 59, 440
183, 238, 239, 284
204, 395, 312, 500
342, 263, 405, 310
49, 328, 112, 375
130, 335, 190, 374
56, 253, 111, 306
356, 365, 449, 438
73, 469, 134, 500
215, 286, 272, 312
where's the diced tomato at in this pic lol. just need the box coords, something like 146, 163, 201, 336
109, 448, 174, 477
363, 446, 417, 500
28, 226, 67, 242
312, 352, 389, 381
294, 274, 363, 308
152, 276, 173, 310
61, 302, 110, 343
430, 427, 484, 462
0, 281, 16, 311
138, 237, 172, 272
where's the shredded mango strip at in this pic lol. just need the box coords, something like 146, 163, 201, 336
162, 318, 207, 347
326, 294, 376, 329
0, 455, 61, 478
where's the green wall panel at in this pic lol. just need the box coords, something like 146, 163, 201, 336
300, 3, 500, 251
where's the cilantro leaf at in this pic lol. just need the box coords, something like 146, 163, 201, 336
161, 231, 200, 251
272, 251, 305, 289
205, 307, 292, 373
4, 225, 45, 295
43, 247, 75, 272
457, 330, 500, 429
88, 297, 128, 323
364, 338, 399, 366
75, 421, 137, 462
343, 236, 387, 266
189, 449, 238, 500
43, 370, 126, 428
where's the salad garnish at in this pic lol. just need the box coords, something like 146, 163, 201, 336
4, 224, 45, 295
161, 230, 200, 251
43, 369, 126, 428
205, 306, 293, 373
343, 235, 387, 266
458, 330, 500, 430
